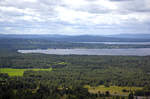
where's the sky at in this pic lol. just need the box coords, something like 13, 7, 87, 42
0, 0, 150, 35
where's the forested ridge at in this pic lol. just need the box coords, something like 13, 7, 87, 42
1, 37, 150, 51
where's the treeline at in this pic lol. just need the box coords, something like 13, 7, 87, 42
1, 38, 150, 51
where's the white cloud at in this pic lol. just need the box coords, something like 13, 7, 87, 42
23, 0, 37, 3
55, 6, 93, 24
0, 0, 150, 35
4, 27, 12, 30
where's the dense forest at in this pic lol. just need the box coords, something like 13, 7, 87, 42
0, 35, 150, 99
1, 52, 150, 98
1, 53, 150, 86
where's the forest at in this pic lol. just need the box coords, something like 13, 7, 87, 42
0, 36, 150, 99
1, 52, 150, 99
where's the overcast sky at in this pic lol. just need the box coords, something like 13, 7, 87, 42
0, 0, 150, 35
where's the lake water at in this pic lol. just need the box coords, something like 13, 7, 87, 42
18, 48, 150, 56
78, 42, 150, 45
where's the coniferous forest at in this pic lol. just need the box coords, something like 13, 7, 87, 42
0, 36, 150, 99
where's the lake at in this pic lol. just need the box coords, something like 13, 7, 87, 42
18, 48, 150, 56
78, 42, 150, 45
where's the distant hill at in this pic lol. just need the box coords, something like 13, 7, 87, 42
107, 34, 150, 39
0, 34, 150, 42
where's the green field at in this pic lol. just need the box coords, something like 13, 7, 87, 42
84, 85, 142, 96
0, 68, 52, 76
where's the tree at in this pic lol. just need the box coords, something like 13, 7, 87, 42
128, 92, 134, 99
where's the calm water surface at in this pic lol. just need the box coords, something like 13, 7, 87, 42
18, 48, 150, 56
78, 42, 150, 45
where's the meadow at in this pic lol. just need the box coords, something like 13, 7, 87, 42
0, 68, 52, 76
84, 85, 142, 96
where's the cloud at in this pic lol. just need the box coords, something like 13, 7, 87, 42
0, 0, 150, 35
109, 0, 130, 2
117, 0, 150, 13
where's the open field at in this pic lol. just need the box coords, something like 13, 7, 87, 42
84, 85, 142, 96
0, 68, 52, 76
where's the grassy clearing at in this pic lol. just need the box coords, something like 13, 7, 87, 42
0, 68, 52, 76
84, 85, 142, 96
